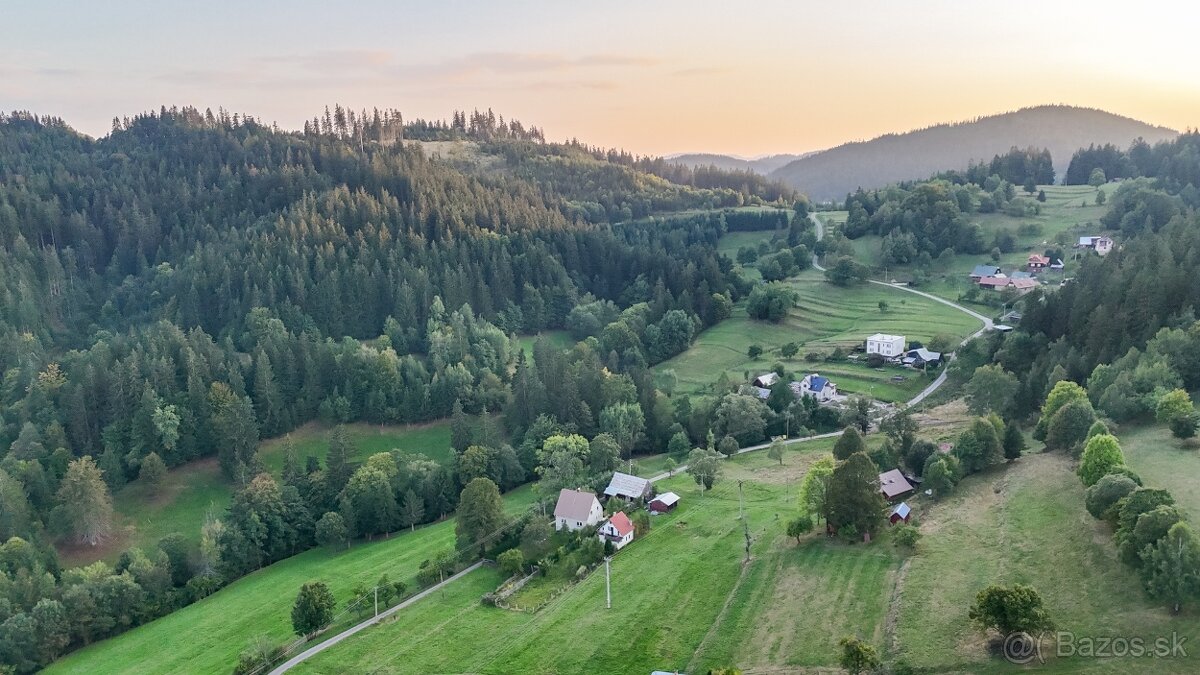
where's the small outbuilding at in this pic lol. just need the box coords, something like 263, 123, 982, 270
648, 492, 680, 514
598, 511, 635, 550
889, 502, 912, 525
604, 472, 653, 502
752, 372, 780, 388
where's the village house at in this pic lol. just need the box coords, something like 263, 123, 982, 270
603, 471, 653, 502
879, 469, 915, 502
553, 488, 604, 531
979, 275, 1039, 294
648, 492, 680, 514
792, 373, 838, 402
901, 347, 941, 368
969, 264, 1002, 279
866, 334, 906, 359
597, 511, 635, 550
889, 502, 912, 525
1078, 235, 1114, 256
752, 372, 779, 388
1027, 253, 1051, 270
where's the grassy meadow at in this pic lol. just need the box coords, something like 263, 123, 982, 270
46, 486, 538, 675
817, 183, 1115, 304
656, 268, 979, 399
59, 421, 456, 568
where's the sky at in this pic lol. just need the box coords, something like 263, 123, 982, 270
4, 1, 1199, 157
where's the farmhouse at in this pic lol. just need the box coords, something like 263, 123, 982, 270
866, 334, 905, 358
603, 471, 652, 502
969, 264, 1002, 279
792, 373, 838, 402
752, 372, 779, 388
1078, 235, 1114, 256
1008, 277, 1039, 294
1009, 271, 1034, 281
901, 348, 941, 368
1027, 253, 1051, 270
879, 469, 915, 501
597, 511, 635, 550
648, 492, 680, 514
553, 489, 603, 531
889, 502, 912, 525
977, 275, 1010, 290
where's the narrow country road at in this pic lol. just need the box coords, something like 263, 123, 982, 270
268, 562, 484, 674
807, 211, 992, 408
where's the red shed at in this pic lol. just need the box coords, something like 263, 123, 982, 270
648, 492, 680, 514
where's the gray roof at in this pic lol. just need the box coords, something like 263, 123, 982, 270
971, 264, 1002, 277
754, 372, 779, 387
554, 489, 598, 521
651, 492, 680, 507
891, 502, 911, 519
750, 386, 771, 400
604, 472, 651, 499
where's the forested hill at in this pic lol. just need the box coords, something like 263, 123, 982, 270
769, 105, 1177, 201
666, 152, 809, 175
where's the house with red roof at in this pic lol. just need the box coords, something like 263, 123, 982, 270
597, 511, 635, 550
1027, 254, 1051, 270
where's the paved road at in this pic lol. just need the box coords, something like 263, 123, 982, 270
268, 562, 484, 674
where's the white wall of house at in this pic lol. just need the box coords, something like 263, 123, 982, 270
866, 335, 905, 358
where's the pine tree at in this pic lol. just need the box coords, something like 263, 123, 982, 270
53, 456, 114, 546
450, 399, 472, 453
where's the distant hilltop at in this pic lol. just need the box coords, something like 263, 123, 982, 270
676, 106, 1178, 202
666, 152, 812, 175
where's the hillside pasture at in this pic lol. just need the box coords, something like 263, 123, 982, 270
60, 421, 456, 568
46, 486, 538, 675
657, 269, 978, 399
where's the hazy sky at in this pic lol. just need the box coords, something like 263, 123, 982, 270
4, 1, 1198, 156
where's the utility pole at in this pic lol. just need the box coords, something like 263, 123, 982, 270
737, 480, 745, 521
738, 480, 751, 563
374, 586, 378, 618
605, 557, 612, 609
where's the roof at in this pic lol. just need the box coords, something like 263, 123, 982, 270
1096, 236, 1113, 244
554, 489, 598, 521
604, 472, 651, 498
1027, 254, 1051, 264
749, 386, 771, 400
1009, 277, 1039, 290
879, 469, 915, 499
867, 333, 904, 343
970, 264, 1002, 277
1079, 236, 1095, 246
651, 492, 680, 507
890, 502, 911, 519
606, 511, 634, 537
905, 348, 940, 362
754, 372, 779, 387
978, 276, 1009, 288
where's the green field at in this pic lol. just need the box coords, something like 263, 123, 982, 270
515, 330, 575, 359
656, 269, 978, 399
818, 184, 1114, 305
46, 486, 538, 675
1117, 421, 1200, 520
285, 430, 1200, 675
60, 421, 456, 568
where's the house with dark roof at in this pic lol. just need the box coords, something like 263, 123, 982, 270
879, 469, 915, 501
597, 511, 635, 550
795, 373, 838, 402
901, 348, 941, 368
752, 372, 779, 388
554, 489, 603, 532
970, 264, 1003, 279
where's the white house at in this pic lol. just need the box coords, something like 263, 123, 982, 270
792, 373, 838, 402
597, 511, 635, 550
866, 334, 906, 359
554, 489, 603, 531
1078, 235, 1114, 256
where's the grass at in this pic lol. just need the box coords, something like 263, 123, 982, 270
656, 269, 979, 399
820, 184, 1116, 305
282, 428, 1200, 675
60, 421, 456, 568
46, 486, 538, 675
515, 330, 575, 360
1115, 421, 1200, 520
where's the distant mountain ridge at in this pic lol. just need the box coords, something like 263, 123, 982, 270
667, 152, 811, 175
765, 105, 1177, 201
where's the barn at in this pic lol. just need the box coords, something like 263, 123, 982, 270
889, 502, 912, 525
648, 492, 680, 514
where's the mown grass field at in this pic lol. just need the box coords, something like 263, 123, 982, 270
46, 486, 538, 675
291, 428, 1200, 675
1116, 421, 1200, 520
60, 421, 456, 568
818, 184, 1115, 305
656, 268, 978, 399
515, 330, 575, 360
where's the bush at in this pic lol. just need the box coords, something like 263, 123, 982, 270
787, 515, 814, 543
717, 435, 739, 457
892, 523, 921, 549
1077, 434, 1126, 487
1085, 474, 1138, 522
498, 548, 525, 577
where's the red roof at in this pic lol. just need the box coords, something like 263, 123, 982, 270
978, 276, 1009, 288
1028, 254, 1050, 265
1009, 277, 1039, 290
608, 511, 634, 537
